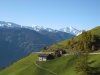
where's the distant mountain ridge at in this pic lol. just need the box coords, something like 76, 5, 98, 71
32, 25, 75, 42
0, 27, 55, 69
31, 25, 82, 36
0, 21, 21, 28
0, 21, 82, 36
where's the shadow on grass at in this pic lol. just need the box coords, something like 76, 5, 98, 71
88, 60, 96, 64
88, 67, 100, 75
65, 55, 78, 67
88, 59, 100, 75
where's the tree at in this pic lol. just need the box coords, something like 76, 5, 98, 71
75, 52, 91, 75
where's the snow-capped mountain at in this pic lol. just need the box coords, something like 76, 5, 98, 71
59, 26, 82, 36
0, 21, 82, 36
31, 25, 75, 42
32, 25, 59, 32
0, 21, 21, 28
31, 25, 45, 31
32, 25, 82, 36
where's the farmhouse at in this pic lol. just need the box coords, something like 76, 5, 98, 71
38, 53, 55, 61
38, 54, 49, 61
38, 50, 66, 62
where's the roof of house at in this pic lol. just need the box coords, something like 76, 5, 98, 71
38, 54, 49, 57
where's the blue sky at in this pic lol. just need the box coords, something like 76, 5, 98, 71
0, 0, 100, 30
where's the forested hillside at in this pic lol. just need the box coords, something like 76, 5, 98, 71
47, 26, 100, 52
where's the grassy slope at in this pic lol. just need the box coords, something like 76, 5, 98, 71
90, 26, 100, 36
0, 53, 100, 75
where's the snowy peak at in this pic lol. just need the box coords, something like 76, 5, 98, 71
32, 25, 58, 32
0, 21, 21, 28
59, 26, 82, 35
32, 25, 45, 31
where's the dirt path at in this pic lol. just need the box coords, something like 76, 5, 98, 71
34, 62, 57, 75
63, 52, 100, 56
89, 53, 100, 55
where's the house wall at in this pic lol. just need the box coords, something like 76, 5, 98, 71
39, 57, 43, 61
43, 57, 47, 61
39, 57, 47, 61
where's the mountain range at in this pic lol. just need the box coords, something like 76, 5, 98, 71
0, 21, 82, 36
0, 21, 80, 69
